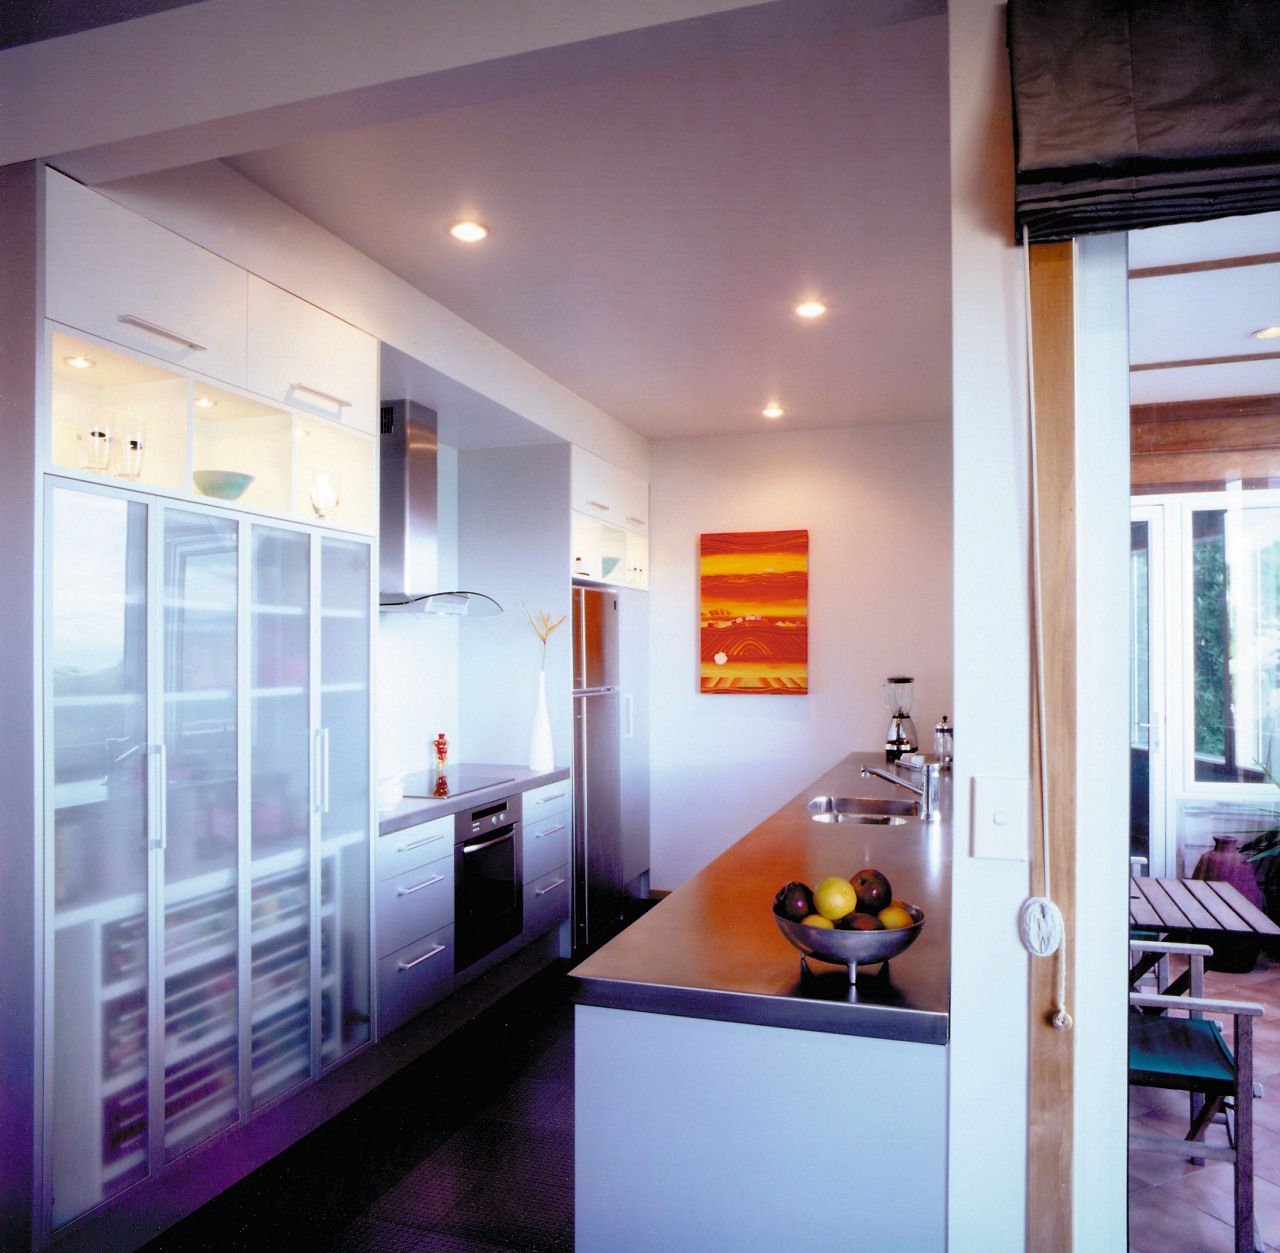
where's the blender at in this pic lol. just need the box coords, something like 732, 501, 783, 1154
884, 676, 918, 761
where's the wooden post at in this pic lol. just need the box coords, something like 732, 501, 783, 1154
1026, 239, 1078, 1250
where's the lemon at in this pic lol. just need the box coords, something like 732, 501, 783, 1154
878, 903, 914, 930
800, 913, 835, 929
813, 876, 858, 921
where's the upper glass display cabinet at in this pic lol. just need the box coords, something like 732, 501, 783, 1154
49, 329, 374, 534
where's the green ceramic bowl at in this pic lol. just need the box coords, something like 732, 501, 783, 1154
193, 470, 254, 501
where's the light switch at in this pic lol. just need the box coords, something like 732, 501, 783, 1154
971, 776, 1029, 861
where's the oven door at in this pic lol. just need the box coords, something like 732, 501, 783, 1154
454, 817, 522, 971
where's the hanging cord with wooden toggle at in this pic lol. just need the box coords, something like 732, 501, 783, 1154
1017, 224, 1072, 1032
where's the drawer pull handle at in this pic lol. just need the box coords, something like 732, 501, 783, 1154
118, 313, 207, 352
536, 824, 566, 839
538, 791, 568, 804
398, 944, 446, 971
586, 499, 610, 512
399, 832, 447, 852
397, 873, 445, 896
536, 877, 567, 897
290, 381, 353, 409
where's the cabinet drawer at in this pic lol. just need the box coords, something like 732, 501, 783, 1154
378, 925, 454, 1036
247, 277, 378, 434
376, 818, 453, 882
524, 865, 570, 939
522, 780, 571, 823
376, 857, 454, 957
524, 812, 570, 883
46, 171, 248, 384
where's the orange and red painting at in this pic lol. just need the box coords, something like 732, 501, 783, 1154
699, 530, 808, 694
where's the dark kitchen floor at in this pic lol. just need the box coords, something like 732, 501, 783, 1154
140, 963, 576, 1253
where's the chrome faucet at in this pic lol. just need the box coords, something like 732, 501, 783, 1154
861, 762, 941, 821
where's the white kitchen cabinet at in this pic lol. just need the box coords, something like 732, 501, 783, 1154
569, 448, 649, 590
46, 171, 248, 384
246, 277, 378, 435
374, 817, 456, 1035
521, 781, 571, 940
44, 480, 373, 1234
570, 446, 648, 533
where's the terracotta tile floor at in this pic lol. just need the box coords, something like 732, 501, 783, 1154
1130, 949, 1280, 1253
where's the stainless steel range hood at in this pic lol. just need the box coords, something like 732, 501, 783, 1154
378, 399, 501, 615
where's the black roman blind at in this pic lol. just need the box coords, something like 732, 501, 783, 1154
1007, 0, 1280, 242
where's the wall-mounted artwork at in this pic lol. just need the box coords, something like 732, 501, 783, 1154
699, 529, 808, 694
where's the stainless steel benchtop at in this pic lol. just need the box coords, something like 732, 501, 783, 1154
569, 752, 951, 1045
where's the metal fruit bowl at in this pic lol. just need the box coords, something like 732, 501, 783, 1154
773, 903, 925, 984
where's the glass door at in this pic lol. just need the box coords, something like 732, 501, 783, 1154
248, 525, 313, 1108
47, 483, 151, 1227
1130, 505, 1168, 874
317, 536, 372, 1065
159, 508, 240, 1160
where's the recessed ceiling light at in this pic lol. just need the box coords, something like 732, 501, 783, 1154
449, 221, 489, 243
63, 354, 95, 369
794, 301, 826, 319
194, 395, 217, 410
762, 404, 784, 419
1254, 325, 1280, 340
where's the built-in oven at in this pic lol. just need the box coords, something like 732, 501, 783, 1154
454, 793, 523, 972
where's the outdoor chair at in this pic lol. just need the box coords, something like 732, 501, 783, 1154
1129, 938, 1264, 1253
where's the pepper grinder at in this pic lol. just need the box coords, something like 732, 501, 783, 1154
934, 715, 954, 768
432, 732, 449, 797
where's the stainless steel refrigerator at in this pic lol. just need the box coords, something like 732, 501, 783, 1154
572, 586, 625, 952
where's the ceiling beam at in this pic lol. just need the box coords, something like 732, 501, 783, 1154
3, 0, 943, 184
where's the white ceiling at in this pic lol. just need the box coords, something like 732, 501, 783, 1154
223, 15, 952, 441
1128, 212, 1280, 407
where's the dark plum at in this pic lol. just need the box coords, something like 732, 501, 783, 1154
772, 880, 815, 921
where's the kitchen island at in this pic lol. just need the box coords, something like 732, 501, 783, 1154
569, 752, 950, 1252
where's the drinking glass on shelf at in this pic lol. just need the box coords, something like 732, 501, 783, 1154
308, 469, 340, 521
76, 418, 112, 473
113, 422, 145, 479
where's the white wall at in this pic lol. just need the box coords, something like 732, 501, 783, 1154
647, 420, 952, 890
947, 0, 1034, 1245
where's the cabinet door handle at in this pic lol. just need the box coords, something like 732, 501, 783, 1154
625, 516, 646, 528
148, 743, 167, 850
399, 832, 448, 853
397, 943, 446, 970
536, 877, 567, 897
585, 499, 610, 512
117, 313, 207, 352
396, 873, 445, 896
289, 381, 352, 409
535, 824, 566, 839
313, 728, 331, 814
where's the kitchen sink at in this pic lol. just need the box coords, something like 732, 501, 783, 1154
807, 795, 915, 825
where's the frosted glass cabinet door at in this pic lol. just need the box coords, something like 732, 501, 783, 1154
48, 485, 151, 1226
249, 526, 313, 1108
161, 509, 240, 1160
318, 536, 372, 1064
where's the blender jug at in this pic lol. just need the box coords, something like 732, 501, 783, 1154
884, 676, 917, 761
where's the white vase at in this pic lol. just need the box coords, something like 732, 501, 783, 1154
529, 670, 554, 771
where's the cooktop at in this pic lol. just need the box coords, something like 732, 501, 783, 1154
403, 768, 515, 800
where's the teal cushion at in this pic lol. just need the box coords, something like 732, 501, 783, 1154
1129, 1013, 1235, 1092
